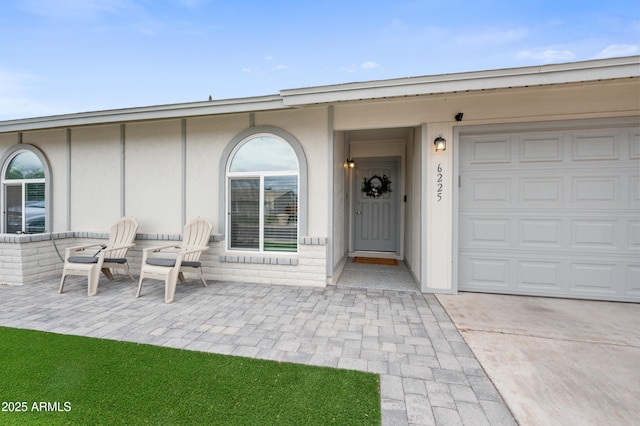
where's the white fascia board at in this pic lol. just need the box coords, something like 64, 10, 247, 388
0, 95, 286, 133
280, 56, 640, 106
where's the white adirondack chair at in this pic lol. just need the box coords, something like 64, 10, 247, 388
59, 216, 139, 296
136, 217, 213, 304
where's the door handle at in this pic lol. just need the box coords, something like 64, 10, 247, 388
356, 211, 362, 215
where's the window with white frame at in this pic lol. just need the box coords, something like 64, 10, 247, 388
1, 149, 46, 234
227, 134, 299, 252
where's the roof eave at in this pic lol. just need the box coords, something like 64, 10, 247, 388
0, 95, 286, 133
280, 56, 640, 106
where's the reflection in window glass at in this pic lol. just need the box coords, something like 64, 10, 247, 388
264, 176, 297, 252
2, 149, 46, 234
229, 136, 298, 172
229, 178, 259, 250
5, 151, 44, 179
25, 182, 45, 233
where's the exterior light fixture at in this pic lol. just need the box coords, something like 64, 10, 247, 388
346, 159, 355, 168
434, 135, 446, 152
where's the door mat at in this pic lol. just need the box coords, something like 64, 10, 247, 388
353, 257, 398, 266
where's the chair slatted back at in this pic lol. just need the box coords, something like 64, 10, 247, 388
106, 217, 139, 258
181, 217, 213, 262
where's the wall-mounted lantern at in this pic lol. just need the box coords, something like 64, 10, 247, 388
345, 158, 355, 168
434, 135, 446, 152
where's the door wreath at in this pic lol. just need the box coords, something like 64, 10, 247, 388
362, 174, 392, 198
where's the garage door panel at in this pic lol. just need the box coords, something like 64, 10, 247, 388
520, 219, 562, 246
520, 135, 564, 162
461, 257, 510, 288
573, 176, 617, 203
464, 138, 511, 164
572, 220, 618, 248
572, 134, 618, 160
519, 261, 562, 288
520, 178, 563, 203
570, 263, 615, 291
459, 121, 640, 302
468, 178, 511, 203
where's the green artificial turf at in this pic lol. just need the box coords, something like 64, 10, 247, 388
0, 326, 380, 425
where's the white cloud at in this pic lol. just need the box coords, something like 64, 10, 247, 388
0, 69, 30, 95
516, 49, 576, 62
360, 61, 380, 70
593, 44, 639, 59
0, 69, 61, 120
341, 62, 380, 73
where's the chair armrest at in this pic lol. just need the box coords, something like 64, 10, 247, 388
64, 243, 106, 259
66, 243, 105, 252
141, 244, 181, 263
143, 244, 182, 253
178, 246, 209, 256
102, 243, 135, 252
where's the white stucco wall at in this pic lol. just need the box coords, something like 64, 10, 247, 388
0, 133, 17, 155
70, 125, 121, 231
125, 120, 183, 233
423, 123, 454, 292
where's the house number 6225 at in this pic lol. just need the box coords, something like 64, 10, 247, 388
436, 164, 443, 202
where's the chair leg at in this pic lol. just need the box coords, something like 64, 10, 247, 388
124, 264, 135, 281
165, 278, 176, 304
101, 268, 114, 280
136, 275, 145, 298
164, 270, 180, 304
197, 268, 208, 287
59, 273, 67, 294
88, 267, 100, 296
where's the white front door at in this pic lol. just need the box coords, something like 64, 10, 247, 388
353, 158, 399, 253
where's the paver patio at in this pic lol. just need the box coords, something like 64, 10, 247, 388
0, 273, 515, 426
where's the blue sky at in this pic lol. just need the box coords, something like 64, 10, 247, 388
1, 0, 638, 121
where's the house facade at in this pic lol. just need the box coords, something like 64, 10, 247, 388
1, 56, 639, 303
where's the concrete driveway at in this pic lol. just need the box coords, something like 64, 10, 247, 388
436, 293, 640, 426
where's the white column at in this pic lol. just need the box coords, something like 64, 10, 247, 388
422, 123, 455, 293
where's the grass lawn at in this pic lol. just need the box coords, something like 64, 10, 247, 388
0, 326, 380, 425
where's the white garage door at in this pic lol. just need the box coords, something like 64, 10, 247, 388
458, 120, 640, 302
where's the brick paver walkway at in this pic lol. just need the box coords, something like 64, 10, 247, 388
0, 276, 515, 425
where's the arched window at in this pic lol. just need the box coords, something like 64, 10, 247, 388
226, 132, 301, 253
1, 145, 49, 234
